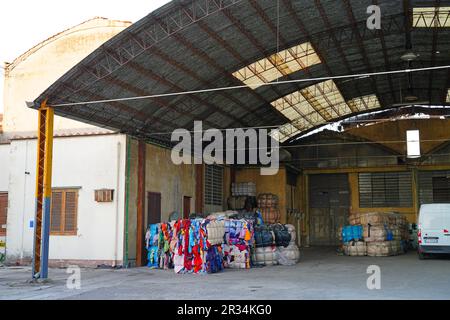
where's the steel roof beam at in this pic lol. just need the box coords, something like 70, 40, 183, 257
315, 0, 366, 103
282, 0, 363, 113
246, 0, 334, 120
148, 42, 265, 126
97, 71, 218, 130
170, 31, 289, 127
341, 0, 383, 107
44, 0, 244, 105
372, 0, 397, 104
222, 4, 331, 123
428, 1, 441, 104
125, 59, 244, 128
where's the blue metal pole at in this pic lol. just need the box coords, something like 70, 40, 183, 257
40, 197, 51, 278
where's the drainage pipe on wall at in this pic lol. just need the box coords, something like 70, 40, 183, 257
113, 141, 121, 267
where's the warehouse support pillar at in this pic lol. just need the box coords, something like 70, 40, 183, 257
32, 101, 54, 279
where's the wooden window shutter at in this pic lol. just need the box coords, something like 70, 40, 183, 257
64, 191, 78, 233
50, 189, 78, 235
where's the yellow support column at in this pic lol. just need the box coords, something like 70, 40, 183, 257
32, 101, 54, 279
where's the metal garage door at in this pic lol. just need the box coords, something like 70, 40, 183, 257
309, 174, 349, 246
419, 170, 450, 205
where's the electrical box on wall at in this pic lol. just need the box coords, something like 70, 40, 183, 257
95, 189, 114, 202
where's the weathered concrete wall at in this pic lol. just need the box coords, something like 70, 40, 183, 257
347, 119, 450, 155
2, 18, 131, 136
235, 167, 287, 223
5, 134, 127, 265
145, 143, 196, 222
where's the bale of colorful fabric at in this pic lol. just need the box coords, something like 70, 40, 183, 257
222, 219, 254, 269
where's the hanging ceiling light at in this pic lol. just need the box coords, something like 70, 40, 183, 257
401, 51, 419, 62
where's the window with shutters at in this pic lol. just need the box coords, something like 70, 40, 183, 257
50, 189, 78, 235
432, 176, 450, 203
204, 165, 223, 206
359, 172, 413, 208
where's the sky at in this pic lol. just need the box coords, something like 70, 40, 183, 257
0, 0, 171, 112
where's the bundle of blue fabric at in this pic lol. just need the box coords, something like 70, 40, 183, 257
205, 246, 224, 274
342, 225, 363, 243
146, 224, 160, 268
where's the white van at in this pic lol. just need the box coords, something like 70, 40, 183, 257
418, 204, 450, 259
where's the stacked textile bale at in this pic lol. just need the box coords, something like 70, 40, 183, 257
223, 219, 254, 269
253, 247, 278, 266
252, 223, 300, 266
206, 220, 225, 245
252, 225, 276, 266
276, 224, 300, 265
343, 241, 367, 256
367, 241, 401, 257
227, 196, 248, 210
145, 224, 161, 268
145, 219, 226, 274
341, 225, 366, 256
257, 193, 281, 224
206, 210, 238, 220
172, 219, 209, 274
228, 182, 257, 210
232, 182, 256, 196
159, 222, 175, 269
347, 212, 408, 256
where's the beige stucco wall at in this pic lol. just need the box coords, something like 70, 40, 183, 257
2, 17, 131, 137
235, 167, 288, 223
126, 140, 197, 264
145, 143, 196, 222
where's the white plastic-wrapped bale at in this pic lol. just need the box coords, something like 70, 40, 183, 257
206, 210, 238, 220
252, 246, 278, 266
276, 224, 300, 265
206, 220, 225, 246
285, 224, 296, 243
276, 245, 300, 265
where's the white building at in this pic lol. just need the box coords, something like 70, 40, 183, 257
0, 18, 131, 267
0, 17, 235, 269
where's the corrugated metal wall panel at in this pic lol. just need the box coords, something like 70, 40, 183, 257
358, 172, 412, 208
419, 170, 450, 204
309, 174, 349, 246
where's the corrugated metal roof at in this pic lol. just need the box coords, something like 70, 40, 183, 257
31, 0, 450, 144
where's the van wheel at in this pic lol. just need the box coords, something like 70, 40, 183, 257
418, 251, 426, 260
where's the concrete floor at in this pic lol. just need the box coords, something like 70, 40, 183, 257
1, 247, 449, 300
